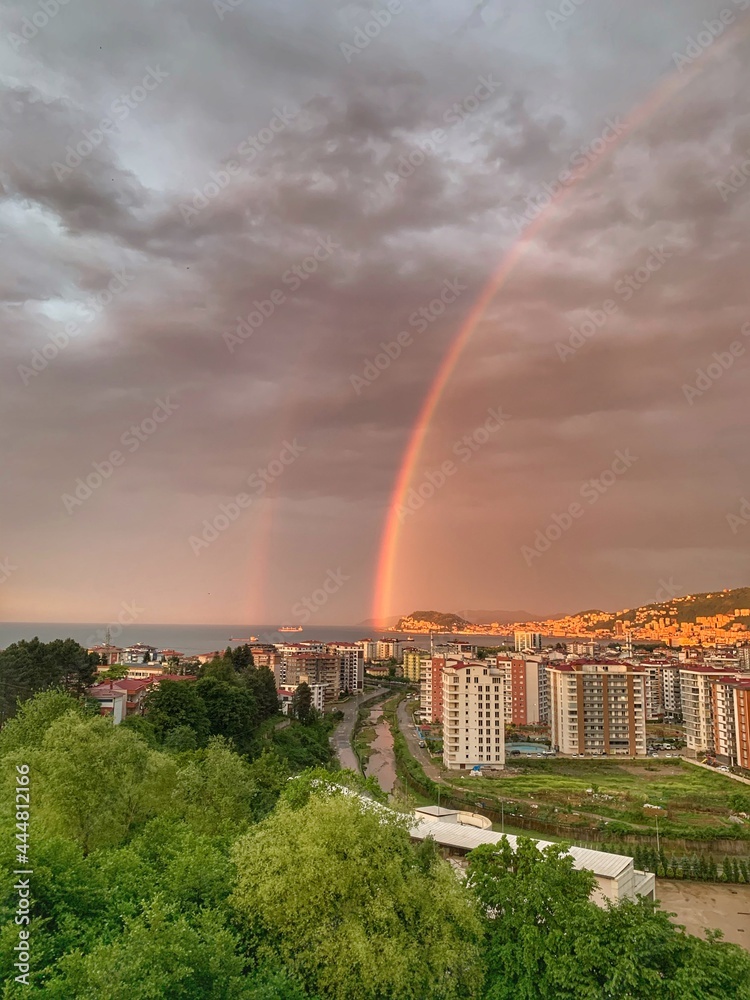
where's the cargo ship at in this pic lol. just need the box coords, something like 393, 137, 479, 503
228, 636, 258, 642
278, 625, 303, 632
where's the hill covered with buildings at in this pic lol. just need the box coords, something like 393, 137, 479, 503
393, 586, 750, 645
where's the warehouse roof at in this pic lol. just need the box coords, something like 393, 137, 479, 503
409, 819, 633, 879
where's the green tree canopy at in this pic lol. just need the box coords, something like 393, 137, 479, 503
144, 680, 210, 746
231, 790, 484, 1000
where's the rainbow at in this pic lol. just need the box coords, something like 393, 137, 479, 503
371, 20, 749, 623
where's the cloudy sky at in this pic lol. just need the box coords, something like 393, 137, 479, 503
1, 0, 749, 626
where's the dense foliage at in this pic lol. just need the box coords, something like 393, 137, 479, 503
1, 690, 750, 997
0, 639, 97, 725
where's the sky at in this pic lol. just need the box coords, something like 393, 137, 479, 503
1, 0, 749, 626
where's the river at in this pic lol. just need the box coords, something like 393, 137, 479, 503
364, 707, 397, 793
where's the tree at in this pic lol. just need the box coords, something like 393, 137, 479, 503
467, 837, 750, 1000
7, 711, 176, 854
231, 790, 484, 1000
195, 677, 258, 754
245, 666, 278, 720
0, 638, 97, 723
144, 680, 210, 746
291, 682, 312, 723
231, 644, 254, 672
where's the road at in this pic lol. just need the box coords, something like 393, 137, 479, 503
332, 687, 388, 771
396, 695, 442, 781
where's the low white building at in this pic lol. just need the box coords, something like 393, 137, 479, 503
410, 811, 655, 906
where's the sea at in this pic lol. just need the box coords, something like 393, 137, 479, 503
0, 623, 541, 655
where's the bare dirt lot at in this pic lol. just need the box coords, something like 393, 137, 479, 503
657, 880, 750, 949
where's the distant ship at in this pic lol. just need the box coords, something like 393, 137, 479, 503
229, 636, 257, 642
278, 625, 303, 632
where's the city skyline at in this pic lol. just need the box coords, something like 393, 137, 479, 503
2, 1, 750, 625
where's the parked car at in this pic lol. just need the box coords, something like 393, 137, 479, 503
418, 740, 425, 748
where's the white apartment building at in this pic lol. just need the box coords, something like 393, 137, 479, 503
442, 661, 505, 770
376, 638, 401, 661
548, 661, 647, 757
326, 643, 364, 693
659, 665, 682, 718
680, 666, 727, 754
514, 631, 542, 652
355, 639, 379, 662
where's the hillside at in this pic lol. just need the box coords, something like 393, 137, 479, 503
395, 610, 474, 633
586, 587, 750, 631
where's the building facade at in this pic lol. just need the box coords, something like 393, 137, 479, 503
326, 643, 364, 693
442, 660, 505, 770
548, 661, 647, 756
494, 654, 545, 726
514, 631, 542, 653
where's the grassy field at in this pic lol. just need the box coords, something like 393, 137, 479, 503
445, 758, 750, 842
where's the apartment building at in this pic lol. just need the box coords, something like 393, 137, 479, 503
661, 664, 682, 718
548, 661, 647, 757
376, 638, 401, 661
442, 660, 505, 770
735, 682, 750, 769
494, 654, 547, 725
277, 651, 340, 701
355, 639, 379, 662
514, 631, 542, 652
680, 666, 736, 755
402, 647, 427, 683
421, 656, 451, 723
326, 643, 364, 693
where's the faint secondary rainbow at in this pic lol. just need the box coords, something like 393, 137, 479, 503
371, 21, 749, 624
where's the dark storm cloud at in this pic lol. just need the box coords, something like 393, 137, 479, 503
1, 0, 749, 621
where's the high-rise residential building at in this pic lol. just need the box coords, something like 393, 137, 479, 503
679, 666, 737, 755
442, 660, 505, 770
548, 661, 647, 757
277, 651, 340, 701
376, 638, 401, 662
734, 682, 750, 770
494, 654, 545, 726
326, 643, 364, 693
514, 631, 542, 653
421, 656, 453, 723
402, 647, 427, 683
355, 638, 379, 662
661, 664, 682, 718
